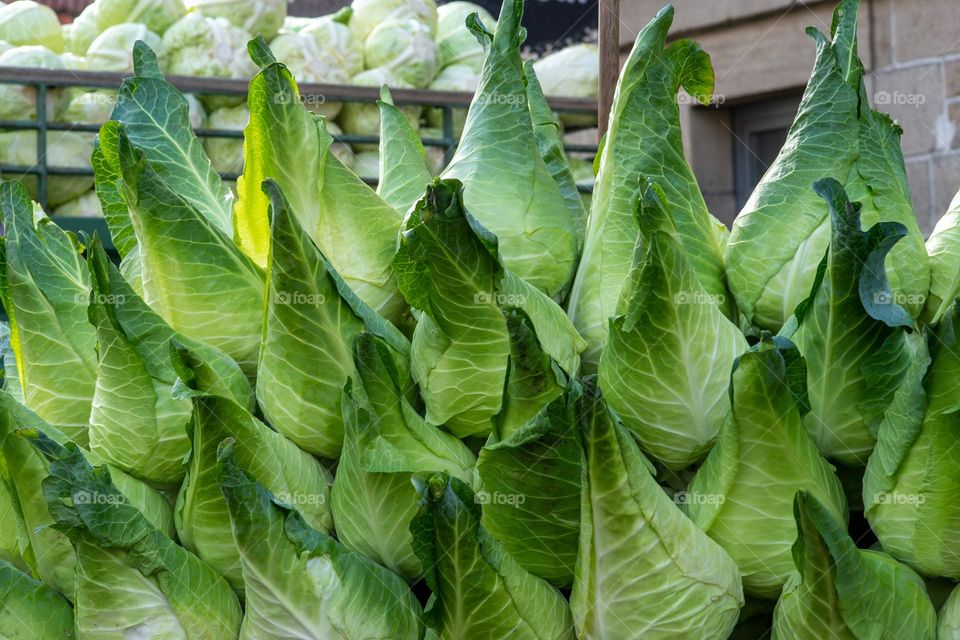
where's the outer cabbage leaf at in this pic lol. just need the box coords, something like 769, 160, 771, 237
102, 42, 234, 240
598, 182, 746, 469
726, 0, 928, 331
377, 86, 433, 215
524, 60, 587, 248
393, 178, 584, 438
568, 5, 730, 370
0, 391, 175, 601
571, 382, 743, 639
218, 445, 425, 639
0, 559, 74, 639
790, 178, 914, 464
330, 332, 475, 582
175, 350, 334, 593
475, 310, 581, 587
0, 453, 30, 573
0, 181, 96, 446
24, 431, 242, 638
684, 335, 847, 598
862, 305, 960, 578
85, 236, 251, 488
257, 180, 409, 459
440, 0, 578, 300
923, 188, 960, 323
115, 123, 264, 376
772, 491, 937, 639
234, 39, 405, 322
411, 472, 575, 639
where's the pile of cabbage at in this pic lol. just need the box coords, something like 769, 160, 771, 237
4, 0, 958, 638
0, 0, 599, 215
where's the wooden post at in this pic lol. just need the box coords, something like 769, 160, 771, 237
598, 0, 621, 139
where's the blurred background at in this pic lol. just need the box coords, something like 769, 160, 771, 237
23, 0, 960, 233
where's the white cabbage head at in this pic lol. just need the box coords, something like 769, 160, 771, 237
85, 23, 163, 72
0, 46, 67, 120
68, 0, 186, 55
184, 0, 286, 40
364, 18, 437, 89
300, 15, 363, 77
269, 31, 349, 119
0, 130, 94, 207
349, 0, 437, 43
435, 1, 494, 71
0, 1, 63, 52
338, 67, 420, 150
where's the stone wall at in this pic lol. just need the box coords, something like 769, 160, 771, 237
621, 0, 960, 232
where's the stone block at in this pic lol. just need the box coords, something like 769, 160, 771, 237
905, 158, 933, 234
892, 0, 960, 62
871, 64, 944, 155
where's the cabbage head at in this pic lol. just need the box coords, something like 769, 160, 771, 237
350, 0, 437, 43
441, 0, 579, 300
233, 41, 406, 320
0, 130, 94, 207
0, 181, 96, 444
255, 180, 410, 459
923, 187, 960, 323
184, 0, 286, 40
567, 6, 730, 370
862, 307, 960, 579
598, 182, 746, 470
330, 333, 475, 582
572, 381, 743, 639
0, 560, 74, 638
789, 178, 914, 464
269, 31, 349, 119
301, 11, 363, 77
24, 430, 242, 636
412, 472, 575, 639
162, 13, 256, 107
726, 0, 928, 331
85, 22, 162, 72
60, 89, 117, 125
684, 335, 847, 598
436, 1, 495, 71
68, 0, 185, 55
393, 178, 585, 438
0, 390, 175, 601
218, 448, 425, 638
204, 102, 248, 175
0, 2, 62, 52
365, 18, 438, 88
174, 344, 333, 593
0, 46, 67, 121
352, 150, 379, 179
772, 491, 937, 639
